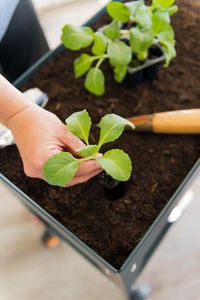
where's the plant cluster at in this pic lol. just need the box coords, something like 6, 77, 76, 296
61, 0, 178, 95
43, 110, 135, 186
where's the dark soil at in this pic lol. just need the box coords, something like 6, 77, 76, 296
1, 0, 200, 269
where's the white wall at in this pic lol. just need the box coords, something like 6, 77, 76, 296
33, 0, 110, 49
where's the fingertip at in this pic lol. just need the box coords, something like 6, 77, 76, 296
76, 159, 102, 176
66, 168, 102, 187
96, 152, 103, 158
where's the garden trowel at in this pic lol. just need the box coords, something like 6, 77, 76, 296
0, 88, 48, 149
126, 109, 200, 134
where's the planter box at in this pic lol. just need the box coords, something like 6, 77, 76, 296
1, 162, 199, 299
1, 1, 200, 299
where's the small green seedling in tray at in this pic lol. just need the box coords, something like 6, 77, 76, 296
61, 0, 178, 95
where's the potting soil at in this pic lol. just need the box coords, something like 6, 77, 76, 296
1, 0, 200, 268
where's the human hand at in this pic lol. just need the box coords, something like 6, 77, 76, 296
7, 104, 102, 187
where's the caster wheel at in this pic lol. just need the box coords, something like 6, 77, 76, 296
42, 231, 60, 248
130, 283, 151, 300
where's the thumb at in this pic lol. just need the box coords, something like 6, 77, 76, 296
61, 129, 86, 157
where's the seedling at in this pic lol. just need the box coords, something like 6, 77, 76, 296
43, 110, 135, 187
61, 0, 178, 95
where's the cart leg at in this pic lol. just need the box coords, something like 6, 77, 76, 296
129, 283, 151, 300
42, 230, 60, 249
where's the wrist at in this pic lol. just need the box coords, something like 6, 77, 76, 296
7, 104, 41, 134
5, 103, 33, 128
0, 75, 34, 127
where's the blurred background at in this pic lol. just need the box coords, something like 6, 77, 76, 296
33, 0, 110, 49
0, 1, 200, 299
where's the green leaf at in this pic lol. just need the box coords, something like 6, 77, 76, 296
97, 149, 132, 181
114, 66, 127, 83
157, 24, 176, 66
152, 9, 170, 35
125, 0, 144, 15
135, 5, 152, 29
98, 114, 135, 147
157, 24, 175, 42
107, 2, 131, 22
85, 67, 105, 96
76, 145, 99, 157
65, 109, 91, 144
152, 0, 175, 9
160, 41, 176, 66
107, 41, 132, 67
168, 5, 178, 16
61, 25, 94, 50
130, 27, 154, 53
74, 54, 94, 78
92, 32, 107, 55
104, 20, 121, 40
43, 152, 79, 186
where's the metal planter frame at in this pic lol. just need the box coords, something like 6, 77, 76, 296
1, 2, 200, 299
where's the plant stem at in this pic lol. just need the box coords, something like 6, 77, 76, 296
92, 54, 108, 61
129, 16, 136, 24
96, 57, 104, 69
77, 154, 98, 163
95, 54, 108, 69
120, 29, 130, 39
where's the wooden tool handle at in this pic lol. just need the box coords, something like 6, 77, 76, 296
153, 109, 200, 134
127, 109, 200, 134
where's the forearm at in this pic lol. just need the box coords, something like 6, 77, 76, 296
0, 74, 35, 127
0, 75, 102, 186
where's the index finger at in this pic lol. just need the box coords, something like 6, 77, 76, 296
75, 159, 102, 177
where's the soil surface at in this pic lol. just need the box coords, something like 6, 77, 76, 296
1, 0, 200, 269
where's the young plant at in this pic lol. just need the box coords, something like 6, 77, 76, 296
43, 110, 135, 187
61, 0, 178, 95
